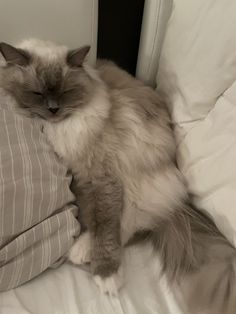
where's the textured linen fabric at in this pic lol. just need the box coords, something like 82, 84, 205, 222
0, 91, 80, 291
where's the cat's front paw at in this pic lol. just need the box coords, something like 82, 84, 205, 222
68, 231, 91, 265
93, 266, 124, 296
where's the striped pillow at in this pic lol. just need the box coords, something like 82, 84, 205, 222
0, 92, 80, 291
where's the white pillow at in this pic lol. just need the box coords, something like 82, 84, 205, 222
157, 0, 236, 246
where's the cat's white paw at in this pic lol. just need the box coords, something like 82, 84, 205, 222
68, 231, 91, 265
93, 267, 124, 297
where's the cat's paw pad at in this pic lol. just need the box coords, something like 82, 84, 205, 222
93, 267, 124, 297
68, 232, 91, 265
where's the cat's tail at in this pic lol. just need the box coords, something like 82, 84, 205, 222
128, 202, 236, 314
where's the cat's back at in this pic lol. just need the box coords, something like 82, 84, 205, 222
95, 61, 175, 174
96, 60, 143, 91
96, 60, 170, 124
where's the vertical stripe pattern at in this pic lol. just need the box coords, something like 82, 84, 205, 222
0, 93, 80, 291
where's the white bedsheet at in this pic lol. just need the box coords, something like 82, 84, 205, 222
0, 246, 185, 314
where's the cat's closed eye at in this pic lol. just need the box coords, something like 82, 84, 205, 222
62, 89, 75, 95
32, 91, 43, 96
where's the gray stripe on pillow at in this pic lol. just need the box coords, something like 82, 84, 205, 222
3, 110, 17, 235
0, 151, 5, 244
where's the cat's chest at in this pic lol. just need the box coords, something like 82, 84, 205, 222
43, 118, 87, 167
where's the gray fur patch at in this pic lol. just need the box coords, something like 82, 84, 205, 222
76, 176, 123, 278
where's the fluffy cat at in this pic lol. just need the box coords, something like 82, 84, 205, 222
0, 39, 236, 313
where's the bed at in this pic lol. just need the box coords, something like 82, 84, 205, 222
0, 246, 185, 314
1, 0, 236, 313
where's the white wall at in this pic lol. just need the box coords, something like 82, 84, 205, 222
0, 0, 98, 63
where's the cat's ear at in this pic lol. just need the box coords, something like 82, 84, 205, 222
67, 46, 90, 67
0, 42, 31, 66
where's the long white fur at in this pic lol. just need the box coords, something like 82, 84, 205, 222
68, 231, 91, 265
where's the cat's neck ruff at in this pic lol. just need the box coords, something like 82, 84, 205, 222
44, 86, 110, 166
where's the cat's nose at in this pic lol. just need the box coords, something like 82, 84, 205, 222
47, 99, 59, 114
49, 108, 59, 114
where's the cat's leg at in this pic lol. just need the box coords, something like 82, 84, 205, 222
93, 266, 124, 296
70, 176, 124, 296
88, 176, 123, 296
68, 231, 91, 265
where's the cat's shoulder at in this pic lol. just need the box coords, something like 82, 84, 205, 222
95, 59, 142, 91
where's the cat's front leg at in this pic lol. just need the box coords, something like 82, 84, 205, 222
89, 176, 123, 296
91, 220, 123, 296
69, 231, 92, 265
69, 175, 124, 296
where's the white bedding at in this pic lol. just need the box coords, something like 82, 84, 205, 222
157, 0, 236, 245
0, 246, 185, 314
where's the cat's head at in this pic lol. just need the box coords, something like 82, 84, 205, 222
0, 39, 97, 122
